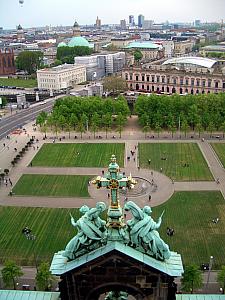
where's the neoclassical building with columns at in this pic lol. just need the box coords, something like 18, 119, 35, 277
122, 56, 225, 95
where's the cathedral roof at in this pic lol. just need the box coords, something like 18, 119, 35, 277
68, 36, 90, 47
50, 241, 183, 277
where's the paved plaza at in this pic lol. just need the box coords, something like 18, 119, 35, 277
0, 116, 224, 209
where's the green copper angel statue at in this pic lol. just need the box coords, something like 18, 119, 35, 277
124, 201, 171, 260
62, 202, 107, 260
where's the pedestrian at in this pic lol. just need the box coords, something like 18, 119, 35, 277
151, 171, 153, 176
33, 146, 35, 150
107, 193, 110, 198
3, 143, 5, 147
124, 214, 127, 219
135, 145, 137, 150
14, 148, 17, 152
216, 178, 220, 184
30, 162, 33, 167
172, 179, 174, 184
138, 166, 140, 171
133, 157, 135, 162
149, 195, 151, 201
125, 197, 128, 202
37, 146, 39, 150
102, 170, 104, 175
160, 167, 163, 172
148, 159, 151, 164
15, 140, 17, 143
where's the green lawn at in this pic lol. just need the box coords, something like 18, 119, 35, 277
139, 143, 213, 181
12, 174, 91, 197
31, 143, 125, 167
211, 143, 225, 168
152, 191, 225, 268
0, 206, 82, 265
0, 78, 37, 88
0, 191, 224, 267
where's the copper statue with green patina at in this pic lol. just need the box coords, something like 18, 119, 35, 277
62, 155, 171, 262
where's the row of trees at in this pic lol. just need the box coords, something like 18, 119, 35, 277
1, 260, 55, 291
135, 93, 225, 137
36, 96, 130, 138
56, 46, 92, 64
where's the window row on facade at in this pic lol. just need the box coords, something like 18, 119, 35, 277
128, 82, 224, 95
124, 73, 225, 89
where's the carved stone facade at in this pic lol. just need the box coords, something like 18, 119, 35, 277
122, 65, 225, 95
0, 49, 16, 76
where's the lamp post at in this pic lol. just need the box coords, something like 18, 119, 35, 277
205, 256, 214, 291
22, 227, 38, 271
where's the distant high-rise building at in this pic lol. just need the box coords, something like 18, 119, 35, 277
96, 16, 101, 28
142, 20, 154, 30
120, 19, 127, 30
194, 20, 201, 27
138, 14, 144, 28
129, 15, 135, 26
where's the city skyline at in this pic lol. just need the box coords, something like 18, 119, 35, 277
0, 0, 225, 29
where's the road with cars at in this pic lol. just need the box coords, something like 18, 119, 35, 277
0, 96, 64, 140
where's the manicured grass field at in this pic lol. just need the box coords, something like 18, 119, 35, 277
0, 78, 37, 88
0, 206, 82, 265
139, 143, 213, 181
0, 191, 224, 267
211, 143, 225, 168
31, 143, 125, 167
12, 174, 91, 197
152, 191, 225, 268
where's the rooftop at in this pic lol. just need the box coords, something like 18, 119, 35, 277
162, 56, 217, 69
38, 64, 85, 72
126, 41, 163, 49
0, 290, 60, 300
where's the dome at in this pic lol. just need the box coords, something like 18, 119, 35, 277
57, 42, 67, 48
68, 36, 90, 48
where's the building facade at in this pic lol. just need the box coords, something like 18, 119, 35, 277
174, 40, 194, 56
0, 48, 16, 75
122, 64, 225, 95
74, 52, 125, 80
37, 64, 86, 90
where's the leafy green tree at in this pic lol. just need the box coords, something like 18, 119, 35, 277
220, 121, 225, 138
103, 76, 127, 95
16, 51, 43, 74
1, 260, 23, 290
195, 122, 204, 138
102, 113, 112, 138
154, 123, 162, 138
181, 118, 190, 138
36, 111, 48, 128
134, 50, 143, 63
142, 124, 151, 138
70, 113, 79, 130
90, 112, 100, 138
217, 265, 225, 294
207, 121, 215, 138
56, 46, 92, 62
77, 120, 85, 139
168, 123, 177, 138
58, 115, 66, 131
35, 262, 55, 291
115, 113, 126, 138
181, 265, 203, 293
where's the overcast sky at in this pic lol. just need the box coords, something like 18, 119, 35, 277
0, 0, 224, 29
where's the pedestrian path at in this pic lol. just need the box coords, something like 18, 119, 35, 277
0, 120, 225, 209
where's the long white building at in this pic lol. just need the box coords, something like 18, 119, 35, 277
37, 64, 86, 90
